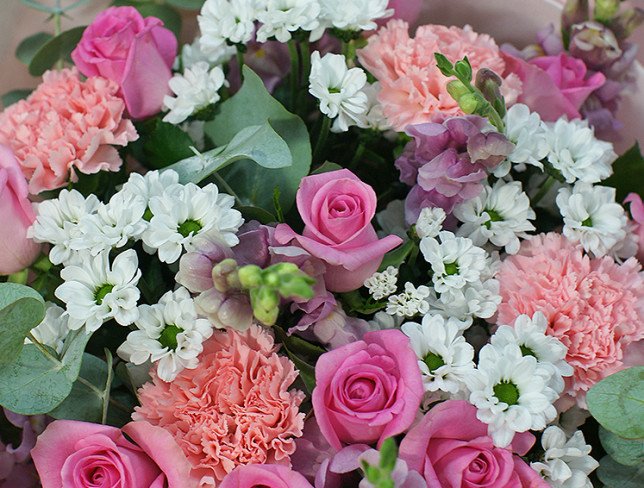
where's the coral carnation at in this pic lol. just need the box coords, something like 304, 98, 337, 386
497, 233, 644, 406
0, 68, 137, 194
134, 324, 306, 486
358, 20, 521, 131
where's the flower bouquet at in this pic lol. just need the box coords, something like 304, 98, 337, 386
0, 0, 642, 487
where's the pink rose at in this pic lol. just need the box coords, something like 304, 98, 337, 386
624, 193, 644, 262
72, 6, 177, 119
31, 420, 194, 488
274, 169, 402, 292
220, 464, 313, 488
312, 329, 423, 450
399, 401, 549, 488
0, 145, 40, 275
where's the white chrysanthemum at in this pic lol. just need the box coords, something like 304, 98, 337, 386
55, 249, 141, 333
319, 0, 393, 31
119, 170, 180, 209
143, 182, 243, 264
416, 206, 446, 239
26, 303, 70, 354
556, 182, 627, 257
362, 82, 390, 131
198, 0, 258, 51
428, 279, 501, 328
454, 181, 536, 254
28, 189, 100, 265
402, 314, 475, 395
531, 426, 599, 488
420, 231, 488, 293
163, 62, 226, 125
368, 310, 403, 329
309, 51, 368, 133
543, 118, 616, 183
386, 282, 431, 318
468, 344, 558, 447
256, 0, 322, 43
180, 37, 235, 70
364, 266, 398, 300
117, 287, 214, 382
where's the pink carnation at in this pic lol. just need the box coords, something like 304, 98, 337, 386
358, 20, 521, 131
497, 233, 644, 405
0, 68, 138, 194
134, 325, 306, 486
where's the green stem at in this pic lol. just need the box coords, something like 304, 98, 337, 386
348, 141, 366, 169
342, 40, 356, 66
77, 376, 103, 396
236, 46, 245, 76
531, 175, 557, 206
101, 349, 114, 425
312, 116, 331, 163
28, 333, 60, 364
288, 40, 300, 111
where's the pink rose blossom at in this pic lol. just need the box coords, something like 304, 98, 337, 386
134, 325, 305, 485
624, 193, 644, 262
0, 145, 40, 274
72, 6, 177, 119
220, 464, 313, 488
399, 400, 547, 488
31, 420, 193, 488
311, 329, 423, 450
275, 169, 402, 293
497, 233, 644, 405
0, 68, 138, 194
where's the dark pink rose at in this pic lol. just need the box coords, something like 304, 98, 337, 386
219, 464, 313, 488
399, 400, 549, 488
31, 420, 194, 488
312, 329, 423, 450
72, 6, 177, 119
275, 169, 402, 292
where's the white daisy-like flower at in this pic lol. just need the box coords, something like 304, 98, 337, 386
468, 344, 557, 447
143, 182, 243, 264
364, 266, 398, 300
420, 231, 488, 293
198, 0, 258, 51
117, 287, 214, 382
26, 303, 70, 354
368, 310, 403, 329
180, 36, 235, 70
385, 282, 431, 318
543, 118, 616, 183
531, 426, 599, 488
28, 189, 100, 265
309, 51, 368, 133
55, 249, 141, 333
454, 180, 536, 255
256, 0, 322, 43
119, 170, 180, 210
362, 82, 390, 131
163, 62, 226, 125
318, 0, 393, 32
429, 279, 501, 328
415, 206, 446, 239
556, 182, 628, 257
402, 314, 475, 395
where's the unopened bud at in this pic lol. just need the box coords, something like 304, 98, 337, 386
609, 7, 644, 40
238, 264, 263, 289
475, 68, 503, 105
459, 93, 479, 114
212, 259, 240, 292
251, 287, 280, 326
569, 21, 622, 70
594, 0, 620, 23
562, 0, 590, 33
277, 273, 316, 300
446, 80, 470, 101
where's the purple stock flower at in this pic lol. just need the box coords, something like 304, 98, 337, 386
1, 409, 45, 488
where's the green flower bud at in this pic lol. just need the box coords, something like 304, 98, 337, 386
212, 258, 240, 292
609, 8, 644, 40
277, 274, 316, 300
475, 68, 503, 105
238, 264, 263, 289
446, 80, 470, 102
594, 0, 620, 23
458, 93, 479, 114
454, 57, 473, 82
250, 287, 280, 326
562, 0, 590, 33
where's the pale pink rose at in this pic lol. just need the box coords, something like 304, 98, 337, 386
31, 420, 194, 488
311, 329, 423, 450
274, 169, 402, 292
72, 6, 177, 119
399, 400, 548, 488
0, 145, 40, 274
220, 464, 313, 488
624, 193, 644, 262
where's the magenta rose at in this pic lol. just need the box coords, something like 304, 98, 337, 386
399, 400, 549, 488
31, 420, 194, 488
220, 464, 313, 488
274, 169, 402, 292
72, 6, 177, 119
0, 144, 40, 275
312, 329, 423, 450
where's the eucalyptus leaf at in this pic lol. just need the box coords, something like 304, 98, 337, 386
599, 427, 644, 467
604, 143, 644, 200
311, 161, 343, 175
240, 206, 277, 225
0, 283, 45, 365
378, 239, 415, 271
134, 118, 195, 169
29, 26, 86, 76
597, 455, 644, 488
16, 32, 53, 65
2, 89, 32, 108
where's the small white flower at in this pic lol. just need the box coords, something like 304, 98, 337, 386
364, 266, 398, 300
543, 118, 616, 183
198, 0, 258, 51
454, 180, 536, 254
163, 62, 226, 125
309, 51, 368, 133
428, 279, 501, 328
368, 310, 403, 329
120, 170, 180, 208
143, 182, 243, 264
26, 303, 70, 354
319, 0, 393, 32
180, 37, 235, 70
386, 282, 431, 318
117, 288, 214, 382
556, 182, 628, 257
531, 426, 599, 488
55, 249, 141, 333
402, 314, 475, 395
415, 207, 446, 239
362, 82, 390, 131
256, 0, 322, 43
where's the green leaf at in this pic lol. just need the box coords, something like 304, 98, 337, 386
29, 26, 86, 76
434, 53, 455, 76
1, 89, 32, 108
0, 283, 45, 365
133, 4, 181, 39
312, 161, 343, 175
599, 427, 644, 466
273, 327, 319, 394
240, 206, 276, 225
205, 66, 311, 213
597, 455, 644, 488
378, 239, 414, 271
16, 32, 53, 65
586, 366, 644, 439
166, 0, 205, 9
604, 143, 644, 201
341, 290, 386, 315
136, 118, 195, 169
